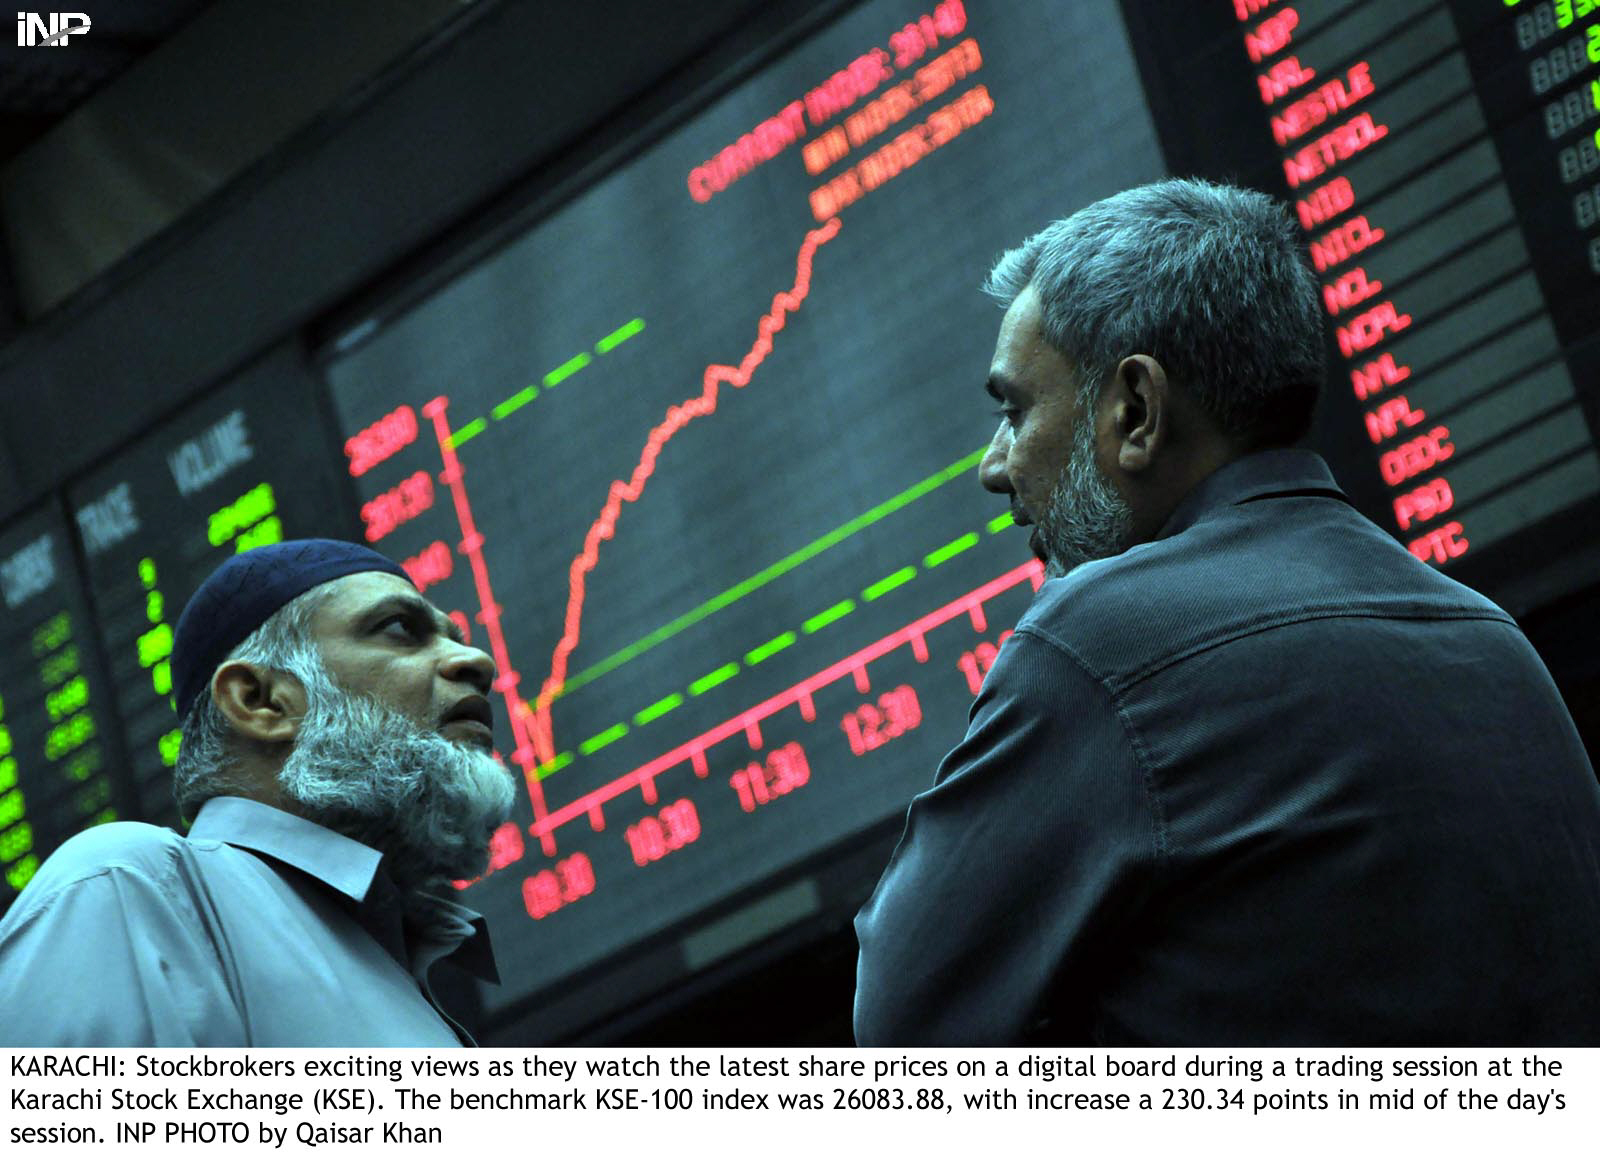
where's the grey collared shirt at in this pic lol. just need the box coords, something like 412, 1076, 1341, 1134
0, 796, 497, 1046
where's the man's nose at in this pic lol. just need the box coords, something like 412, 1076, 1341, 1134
979, 423, 1012, 494
441, 641, 497, 695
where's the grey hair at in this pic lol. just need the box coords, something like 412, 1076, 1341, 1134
173, 583, 337, 823
983, 178, 1325, 448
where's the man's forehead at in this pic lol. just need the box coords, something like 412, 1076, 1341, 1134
996, 284, 1044, 349
991, 285, 1067, 389
319, 569, 415, 608
309, 571, 429, 625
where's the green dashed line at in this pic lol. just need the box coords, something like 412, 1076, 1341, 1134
802, 599, 856, 634
450, 317, 642, 437
578, 723, 628, 755
862, 566, 917, 602
555, 509, 1020, 773
633, 693, 683, 727
596, 318, 645, 354
491, 385, 538, 420
535, 751, 573, 779
924, 531, 979, 568
689, 663, 739, 696
745, 631, 796, 666
544, 352, 592, 387
446, 418, 486, 450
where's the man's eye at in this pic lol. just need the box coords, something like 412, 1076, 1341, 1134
379, 615, 421, 639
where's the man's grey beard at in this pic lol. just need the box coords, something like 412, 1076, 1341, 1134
1036, 410, 1136, 579
278, 665, 516, 895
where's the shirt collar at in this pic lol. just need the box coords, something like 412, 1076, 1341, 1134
189, 796, 384, 902
187, 796, 498, 983
1155, 448, 1352, 542
408, 891, 501, 985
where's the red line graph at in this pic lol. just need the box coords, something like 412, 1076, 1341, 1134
533, 559, 1043, 841
421, 398, 554, 848
524, 216, 844, 767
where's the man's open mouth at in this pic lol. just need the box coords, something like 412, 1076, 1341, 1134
441, 697, 495, 744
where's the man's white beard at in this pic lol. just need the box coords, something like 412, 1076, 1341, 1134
1037, 410, 1136, 579
278, 666, 516, 894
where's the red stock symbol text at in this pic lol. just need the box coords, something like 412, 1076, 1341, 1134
1365, 396, 1426, 445
1270, 62, 1374, 146
1336, 301, 1412, 358
1282, 113, 1388, 188
1351, 353, 1411, 401
1322, 267, 1382, 316
1310, 215, 1385, 273
1296, 177, 1355, 230
1258, 56, 1315, 105
1379, 426, 1454, 486
1245, 7, 1298, 64
1393, 478, 1454, 531
1408, 522, 1469, 565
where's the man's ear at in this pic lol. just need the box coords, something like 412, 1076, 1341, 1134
210, 661, 307, 744
1112, 354, 1169, 474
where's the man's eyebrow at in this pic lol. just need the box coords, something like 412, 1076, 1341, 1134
363, 593, 463, 643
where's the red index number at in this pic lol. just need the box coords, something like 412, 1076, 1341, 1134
888, 0, 967, 70
402, 540, 454, 592
731, 742, 813, 812
957, 630, 1013, 694
523, 852, 596, 920
624, 799, 701, 867
345, 405, 418, 478
361, 469, 434, 543
841, 685, 923, 757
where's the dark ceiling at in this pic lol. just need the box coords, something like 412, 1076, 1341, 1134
0, 1, 212, 163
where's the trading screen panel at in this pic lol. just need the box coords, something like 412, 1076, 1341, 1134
0, 503, 125, 913
65, 350, 353, 831
1143, 0, 1600, 606
324, 0, 1166, 1029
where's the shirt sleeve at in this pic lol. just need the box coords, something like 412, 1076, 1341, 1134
853, 628, 1163, 1044
0, 858, 245, 1046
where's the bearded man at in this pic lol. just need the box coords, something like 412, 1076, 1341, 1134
0, 540, 516, 1045
853, 179, 1600, 1045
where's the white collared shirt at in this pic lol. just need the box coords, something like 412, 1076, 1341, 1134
0, 796, 497, 1046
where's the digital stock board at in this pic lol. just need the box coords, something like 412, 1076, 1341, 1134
1, 0, 1598, 1039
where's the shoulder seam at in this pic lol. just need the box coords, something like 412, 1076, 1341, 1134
1009, 627, 1171, 861
1, 858, 167, 936
1029, 605, 1517, 694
